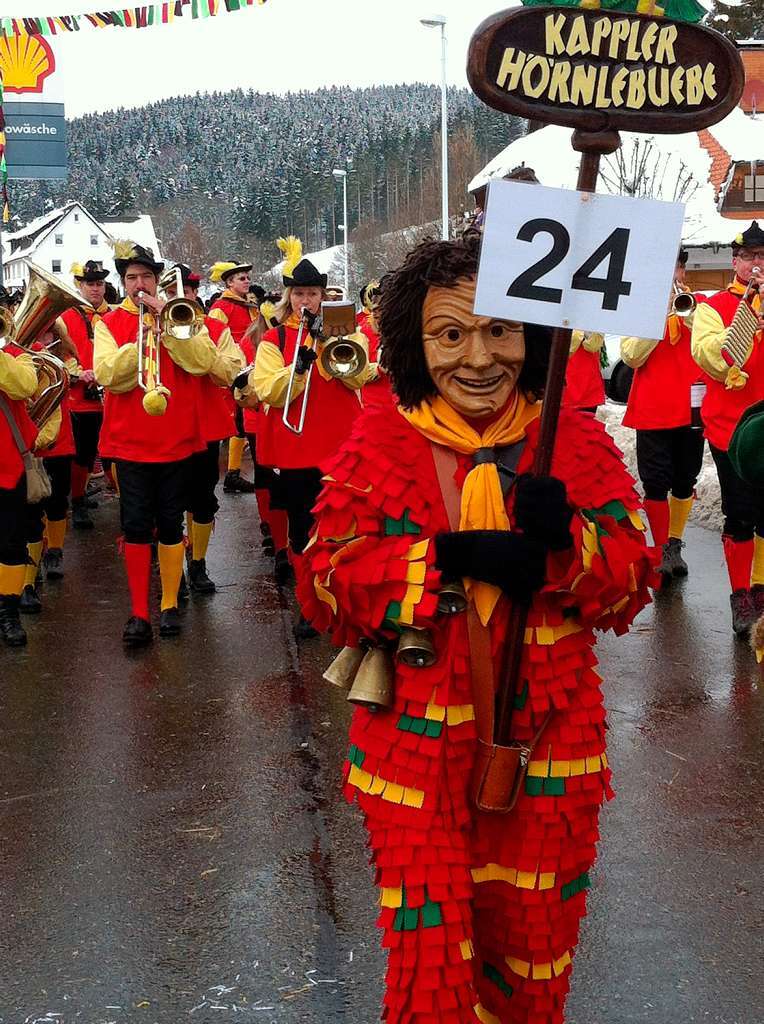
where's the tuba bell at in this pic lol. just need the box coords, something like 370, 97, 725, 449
2, 261, 94, 428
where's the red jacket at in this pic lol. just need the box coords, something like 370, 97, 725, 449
356, 312, 394, 409
209, 292, 259, 345
97, 303, 204, 464
563, 347, 605, 410
42, 391, 75, 459
58, 303, 109, 414
198, 317, 236, 444
0, 345, 38, 489
257, 323, 364, 470
623, 313, 704, 431
239, 334, 262, 436
696, 286, 764, 451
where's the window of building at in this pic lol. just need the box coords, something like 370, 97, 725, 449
90, 234, 99, 246
52, 260, 62, 273
744, 174, 764, 204
54, 234, 63, 245
74, 213, 80, 223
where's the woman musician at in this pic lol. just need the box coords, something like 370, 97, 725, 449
242, 236, 370, 637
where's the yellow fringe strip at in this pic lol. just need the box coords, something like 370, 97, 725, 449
346, 763, 425, 809
505, 948, 572, 981
471, 864, 555, 890
524, 616, 583, 646
527, 749, 608, 779
474, 1003, 502, 1024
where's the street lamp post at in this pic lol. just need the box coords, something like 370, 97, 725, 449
420, 13, 449, 241
332, 167, 349, 298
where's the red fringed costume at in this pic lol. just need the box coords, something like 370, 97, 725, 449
299, 401, 656, 1024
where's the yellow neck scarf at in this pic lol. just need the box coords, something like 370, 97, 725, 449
402, 392, 541, 624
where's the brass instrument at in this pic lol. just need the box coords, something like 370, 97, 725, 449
721, 267, 762, 371
158, 266, 205, 341
282, 300, 369, 435
671, 281, 697, 319
0, 261, 92, 428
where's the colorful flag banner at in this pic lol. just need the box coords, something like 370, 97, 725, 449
0, 0, 266, 39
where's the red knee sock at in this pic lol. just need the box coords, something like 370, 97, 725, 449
270, 509, 289, 552
124, 542, 152, 621
644, 499, 670, 549
722, 535, 754, 593
255, 487, 271, 529
71, 463, 89, 501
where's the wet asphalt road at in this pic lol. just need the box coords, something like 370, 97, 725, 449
0, 469, 762, 1024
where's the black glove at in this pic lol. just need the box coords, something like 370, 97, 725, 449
513, 475, 573, 552
295, 346, 318, 375
434, 530, 547, 604
232, 368, 251, 390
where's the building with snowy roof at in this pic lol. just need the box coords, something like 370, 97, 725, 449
1, 200, 162, 291
469, 105, 764, 293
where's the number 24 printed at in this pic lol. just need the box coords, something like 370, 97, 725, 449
507, 219, 633, 311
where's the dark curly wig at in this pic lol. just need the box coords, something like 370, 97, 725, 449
378, 230, 552, 410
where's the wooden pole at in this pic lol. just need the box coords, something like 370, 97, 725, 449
494, 129, 620, 746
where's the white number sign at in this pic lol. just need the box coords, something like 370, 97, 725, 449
474, 180, 685, 340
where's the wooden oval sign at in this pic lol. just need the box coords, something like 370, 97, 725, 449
467, 5, 745, 134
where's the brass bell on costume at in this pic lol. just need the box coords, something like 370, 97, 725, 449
396, 627, 436, 669
437, 578, 468, 615
323, 646, 366, 691
347, 647, 395, 712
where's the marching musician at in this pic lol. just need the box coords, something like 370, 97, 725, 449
0, 296, 38, 647
55, 260, 111, 531
249, 237, 369, 635
164, 263, 244, 594
562, 330, 606, 414
208, 259, 258, 495
94, 241, 223, 647
691, 221, 764, 636
621, 248, 706, 581
20, 325, 78, 614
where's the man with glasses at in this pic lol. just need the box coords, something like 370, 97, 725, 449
692, 221, 764, 636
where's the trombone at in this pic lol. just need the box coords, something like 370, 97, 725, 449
137, 267, 205, 416
671, 281, 697, 319
282, 300, 368, 436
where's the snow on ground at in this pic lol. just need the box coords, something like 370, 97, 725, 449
598, 401, 723, 532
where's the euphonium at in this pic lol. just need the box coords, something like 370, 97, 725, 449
0, 260, 91, 427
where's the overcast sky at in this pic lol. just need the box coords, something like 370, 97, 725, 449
0, 0, 513, 116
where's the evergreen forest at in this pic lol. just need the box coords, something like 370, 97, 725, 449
9, 84, 523, 268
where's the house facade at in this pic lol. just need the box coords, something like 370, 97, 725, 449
1, 201, 162, 291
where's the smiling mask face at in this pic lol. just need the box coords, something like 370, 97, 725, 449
422, 276, 525, 420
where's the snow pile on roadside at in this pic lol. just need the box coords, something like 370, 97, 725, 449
597, 402, 723, 532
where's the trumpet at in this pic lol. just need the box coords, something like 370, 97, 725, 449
158, 266, 206, 341
671, 281, 697, 319
282, 300, 369, 436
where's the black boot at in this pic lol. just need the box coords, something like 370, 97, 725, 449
274, 548, 295, 586
223, 469, 256, 494
19, 584, 42, 615
72, 497, 95, 530
662, 538, 688, 577
123, 615, 153, 647
44, 548, 64, 580
189, 558, 216, 594
294, 615, 319, 640
177, 572, 190, 604
0, 595, 27, 647
159, 607, 182, 637
730, 589, 757, 638
261, 522, 275, 555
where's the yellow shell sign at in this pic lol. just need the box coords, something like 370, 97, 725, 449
0, 34, 56, 95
